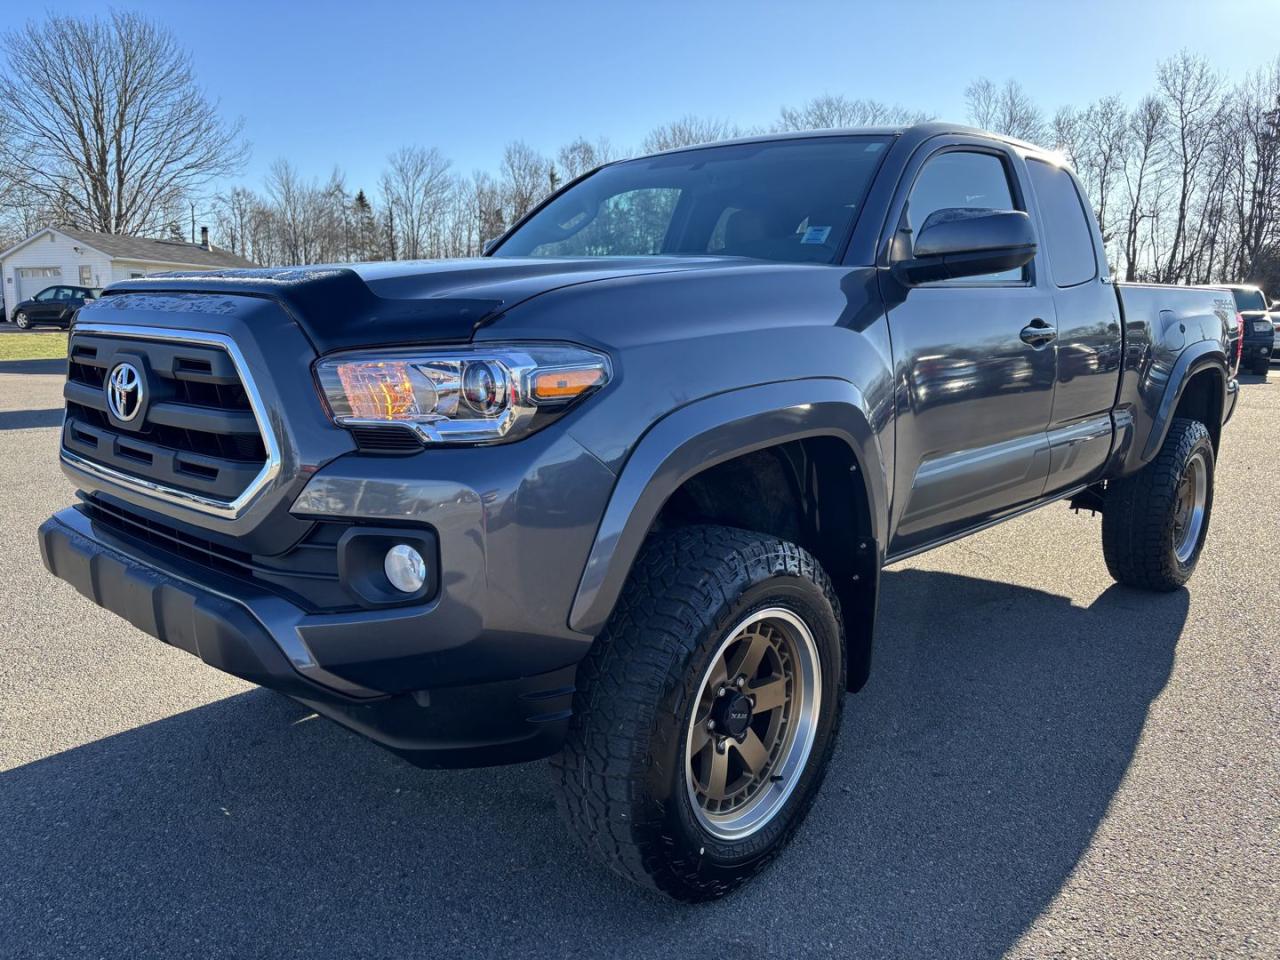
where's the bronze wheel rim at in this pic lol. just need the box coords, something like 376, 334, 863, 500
684, 607, 821, 841
1173, 450, 1208, 564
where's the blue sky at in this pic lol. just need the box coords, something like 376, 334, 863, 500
28, 0, 1280, 197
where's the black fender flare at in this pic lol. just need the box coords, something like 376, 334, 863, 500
1138, 343, 1228, 464
568, 378, 888, 637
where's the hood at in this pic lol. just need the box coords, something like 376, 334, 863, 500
100, 256, 733, 355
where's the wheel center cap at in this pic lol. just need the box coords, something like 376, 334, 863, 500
716, 692, 753, 739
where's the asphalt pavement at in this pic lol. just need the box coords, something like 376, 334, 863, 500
0, 360, 1275, 959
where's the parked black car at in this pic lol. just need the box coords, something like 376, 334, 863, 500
38, 123, 1240, 900
11, 285, 98, 329
1222, 284, 1275, 375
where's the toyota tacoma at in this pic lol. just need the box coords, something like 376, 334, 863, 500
39, 124, 1239, 900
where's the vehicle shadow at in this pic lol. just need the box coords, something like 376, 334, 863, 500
0, 408, 62, 430
0, 570, 1186, 959
0, 358, 66, 376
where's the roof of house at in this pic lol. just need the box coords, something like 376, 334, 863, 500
0, 225, 255, 269
56, 225, 256, 268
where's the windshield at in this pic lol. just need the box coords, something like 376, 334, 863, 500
493, 136, 891, 264
1231, 288, 1266, 312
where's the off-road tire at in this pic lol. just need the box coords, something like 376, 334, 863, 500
1102, 417, 1214, 591
552, 524, 845, 901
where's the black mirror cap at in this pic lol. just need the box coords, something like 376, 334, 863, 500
896, 208, 1037, 285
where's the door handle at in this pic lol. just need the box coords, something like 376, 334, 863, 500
1020, 318, 1056, 347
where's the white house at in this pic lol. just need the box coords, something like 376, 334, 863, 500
0, 225, 255, 321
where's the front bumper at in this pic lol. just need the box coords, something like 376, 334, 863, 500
1242, 333, 1275, 365
38, 506, 577, 767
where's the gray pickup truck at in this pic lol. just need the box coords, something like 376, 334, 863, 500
39, 123, 1238, 900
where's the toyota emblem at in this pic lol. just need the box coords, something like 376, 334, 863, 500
106, 361, 144, 422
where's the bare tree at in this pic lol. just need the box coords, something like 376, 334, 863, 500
557, 137, 617, 180
472, 170, 506, 247
776, 94, 929, 131
1120, 96, 1168, 280
265, 159, 313, 265
1051, 105, 1084, 165
1077, 95, 1131, 247
0, 11, 246, 236
1156, 51, 1225, 281
211, 186, 257, 258
641, 115, 741, 153
380, 145, 453, 259
965, 77, 1047, 144
1222, 59, 1280, 279
500, 141, 551, 223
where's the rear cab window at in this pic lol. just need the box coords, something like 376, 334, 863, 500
1231, 288, 1266, 313
1026, 159, 1099, 287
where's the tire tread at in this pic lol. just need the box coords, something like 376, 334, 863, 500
1102, 417, 1212, 591
552, 524, 843, 900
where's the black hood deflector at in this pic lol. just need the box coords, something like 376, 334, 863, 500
101, 268, 502, 355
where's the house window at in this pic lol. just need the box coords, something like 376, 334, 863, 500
79, 265, 93, 286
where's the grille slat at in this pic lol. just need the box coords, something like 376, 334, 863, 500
63, 332, 269, 503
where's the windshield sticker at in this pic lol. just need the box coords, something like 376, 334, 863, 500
801, 226, 831, 245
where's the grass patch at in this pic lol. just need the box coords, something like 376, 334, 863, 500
0, 332, 68, 362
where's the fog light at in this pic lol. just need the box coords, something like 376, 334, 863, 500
384, 544, 427, 593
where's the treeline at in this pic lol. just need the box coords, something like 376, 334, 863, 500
205, 102, 928, 267
206, 52, 1280, 290
1, 11, 1277, 290
968, 54, 1280, 286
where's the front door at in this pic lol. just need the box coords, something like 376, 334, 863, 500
41, 286, 76, 322
27, 287, 63, 322
882, 144, 1058, 557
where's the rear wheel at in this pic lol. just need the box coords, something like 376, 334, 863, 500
1102, 418, 1214, 591
553, 525, 845, 901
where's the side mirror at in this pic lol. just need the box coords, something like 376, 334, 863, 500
895, 208, 1037, 284
481, 237, 499, 255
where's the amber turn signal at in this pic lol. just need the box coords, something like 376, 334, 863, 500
531, 367, 606, 402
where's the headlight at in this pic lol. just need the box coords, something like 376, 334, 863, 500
314, 342, 611, 444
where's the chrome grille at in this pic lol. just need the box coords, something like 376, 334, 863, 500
60, 324, 280, 518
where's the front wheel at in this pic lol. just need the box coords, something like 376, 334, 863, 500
1102, 418, 1214, 591
553, 525, 845, 901
14, 311, 29, 329
1250, 356, 1270, 377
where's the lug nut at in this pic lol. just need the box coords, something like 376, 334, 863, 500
735, 676, 745, 689
707, 719, 716, 731
717, 686, 726, 697
716, 738, 727, 753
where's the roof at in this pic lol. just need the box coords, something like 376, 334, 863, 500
634, 122, 1053, 161
0, 225, 255, 268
